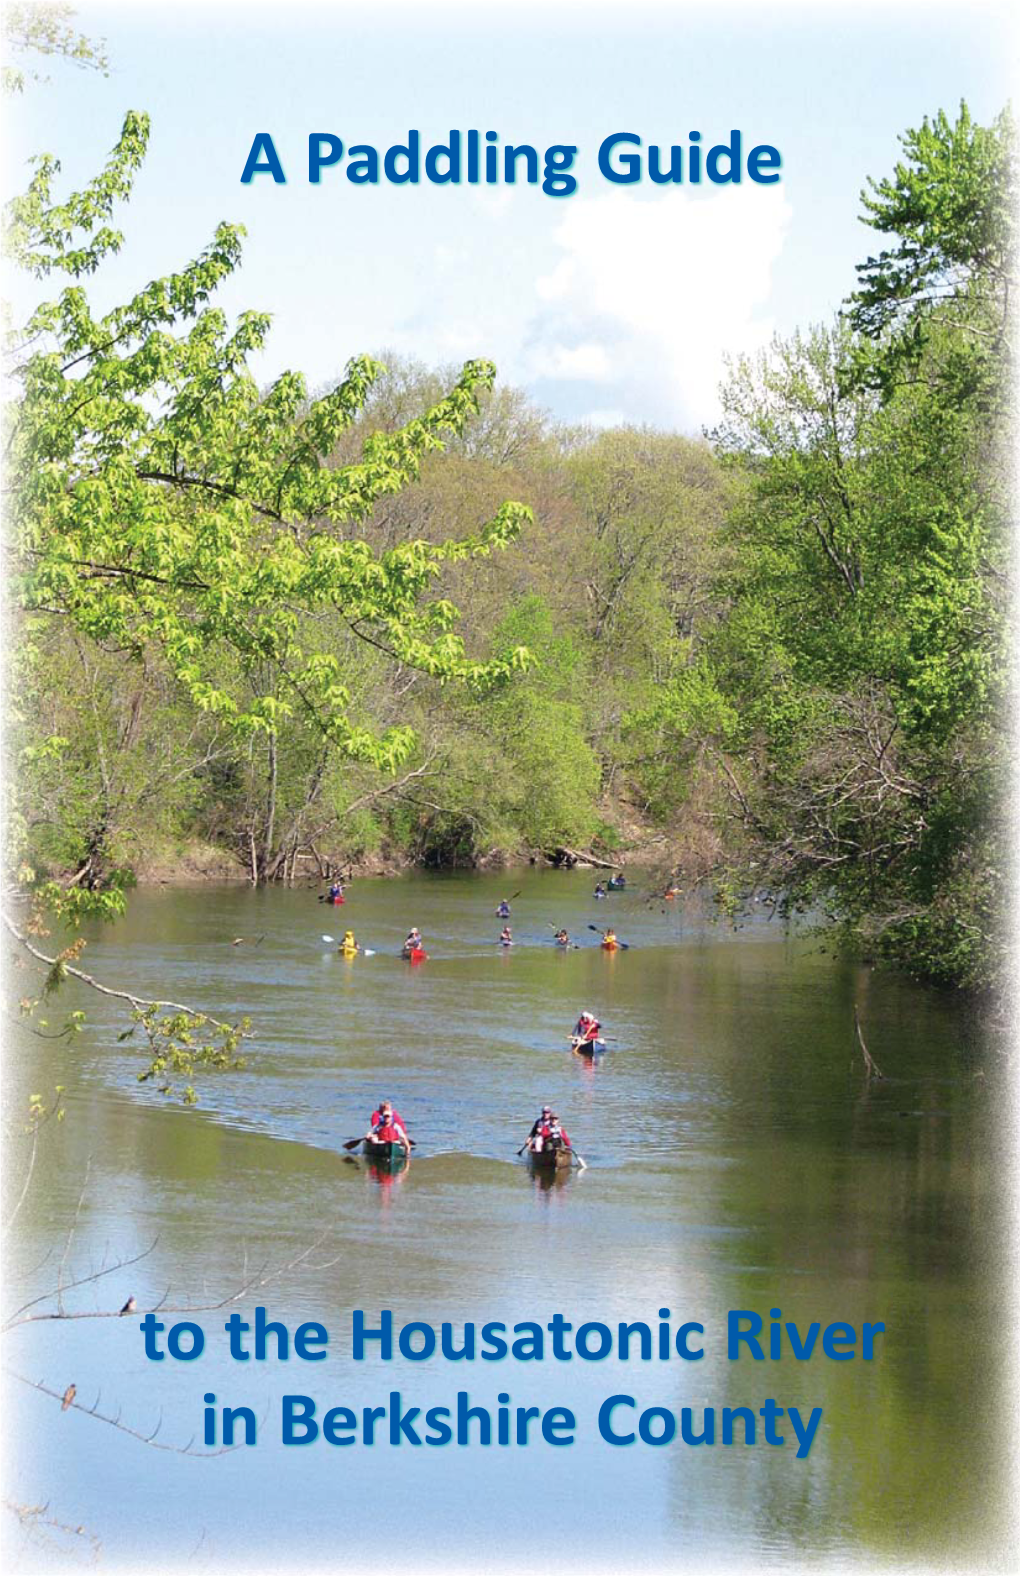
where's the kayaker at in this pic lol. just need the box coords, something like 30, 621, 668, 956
401, 927, 422, 958
594, 882, 606, 899
554, 928, 570, 946
496, 899, 511, 918
602, 928, 618, 949
366, 1101, 411, 1149
339, 928, 359, 955
499, 925, 513, 947
328, 880, 342, 901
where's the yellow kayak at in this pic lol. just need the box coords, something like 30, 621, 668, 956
339, 945, 359, 958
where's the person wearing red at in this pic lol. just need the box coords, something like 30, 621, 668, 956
572, 1009, 601, 1049
366, 1100, 411, 1150
537, 1113, 571, 1153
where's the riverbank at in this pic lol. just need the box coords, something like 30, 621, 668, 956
117, 818, 696, 888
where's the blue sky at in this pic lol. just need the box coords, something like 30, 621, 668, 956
4, 0, 1015, 430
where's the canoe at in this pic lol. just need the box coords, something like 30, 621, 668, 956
527, 1146, 573, 1171
571, 1037, 604, 1057
363, 1140, 408, 1163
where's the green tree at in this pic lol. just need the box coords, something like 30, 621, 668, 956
4, 111, 532, 1090
680, 104, 1013, 991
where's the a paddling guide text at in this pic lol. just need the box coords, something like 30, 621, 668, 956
136, 1306, 884, 1457
240, 130, 783, 196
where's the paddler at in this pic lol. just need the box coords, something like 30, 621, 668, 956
365, 1100, 411, 1151
499, 925, 514, 947
401, 927, 422, 959
572, 1009, 602, 1051
554, 928, 571, 946
338, 928, 360, 955
531, 1111, 572, 1155
496, 899, 511, 918
525, 1105, 553, 1152
594, 881, 606, 899
328, 880, 342, 901
601, 927, 618, 949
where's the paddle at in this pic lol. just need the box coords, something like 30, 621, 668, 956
587, 924, 630, 949
571, 1150, 588, 1171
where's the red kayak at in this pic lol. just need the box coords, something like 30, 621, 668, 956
325, 895, 346, 905
402, 946, 427, 963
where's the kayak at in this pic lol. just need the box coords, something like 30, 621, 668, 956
338, 945, 359, 958
363, 1140, 408, 1163
402, 946, 427, 963
601, 940, 619, 952
527, 1147, 573, 1171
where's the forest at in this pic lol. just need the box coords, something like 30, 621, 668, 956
5, 87, 1013, 996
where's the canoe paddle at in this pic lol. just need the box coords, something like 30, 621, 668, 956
587, 924, 630, 949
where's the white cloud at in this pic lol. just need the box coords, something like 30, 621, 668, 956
528, 341, 611, 381
528, 185, 792, 428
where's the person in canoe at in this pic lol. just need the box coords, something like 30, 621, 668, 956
608, 874, 626, 891
525, 1104, 553, 1150
401, 927, 423, 959
328, 879, 344, 902
593, 881, 607, 899
572, 1009, 602, 1052
365, 1100, 411, 1152
338, 928, 360, 956
601, 928, 618, 951
496, 899, 511, 918
529, 1111, 571, 1155
499, 925, 514, 947
554, 928, 571, 947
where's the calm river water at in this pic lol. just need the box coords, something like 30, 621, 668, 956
4, 871, 1006, 1571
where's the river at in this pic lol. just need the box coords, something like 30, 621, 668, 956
4, 871, 1006, 1571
